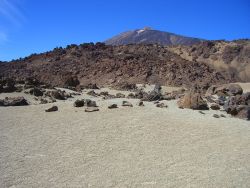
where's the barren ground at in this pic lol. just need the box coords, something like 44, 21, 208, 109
0, 85, 250, 188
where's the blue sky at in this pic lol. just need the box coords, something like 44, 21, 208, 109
0, 0, 249, 61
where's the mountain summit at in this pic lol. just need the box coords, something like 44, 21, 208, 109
105, 27, 203, 46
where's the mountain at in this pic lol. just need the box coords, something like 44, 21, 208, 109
105, 27, 203, 46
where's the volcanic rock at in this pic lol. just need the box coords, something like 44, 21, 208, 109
0, 97, 29, 106
74, 99, 85, 107
177, 91, 209, 110
85, 107, 99, 112
45, 106, 58, 112
122, 101, 133, 107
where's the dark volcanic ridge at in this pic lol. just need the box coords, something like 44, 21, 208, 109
1, 38, 249, 89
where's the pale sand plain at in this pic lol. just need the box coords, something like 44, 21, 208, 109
0, 84, 250, 188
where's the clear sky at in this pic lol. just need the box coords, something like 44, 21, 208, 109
0, 0, 249, 61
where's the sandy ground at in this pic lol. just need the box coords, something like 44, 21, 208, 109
0, 85, 250, 188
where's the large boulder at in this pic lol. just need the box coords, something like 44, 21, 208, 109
85, 99, 97, 107
30, 87, 44, 97
236, 106, 250, 120
0, 97, 29, 106
178, 91, 209, 110
223, 92, 250, 120
74, 99, 85, 107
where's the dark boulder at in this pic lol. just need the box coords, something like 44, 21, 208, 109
30, 87, 43, 97
210, 103, 220, 110
74, 99, 85, 107
45, 106, 58, 112
108, 104, 118, 109
85, 99, 97, 107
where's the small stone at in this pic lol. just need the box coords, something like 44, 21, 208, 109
122, 101, 133, 107
156, 103, 168, 108
45, 106, 58, 112
199, 111, 205, 114
210, 103, 220, 110
116, 93, 126, 98
137, 100, 144, 106
220, 114, 226, 118
213, 114, 220, 118
85, 107, 99, 112
108, 104, 118, 109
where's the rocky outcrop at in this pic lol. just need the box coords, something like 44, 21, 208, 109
223, 92, 250, 120
0, 97, 29, 106
177, 91, 209, 110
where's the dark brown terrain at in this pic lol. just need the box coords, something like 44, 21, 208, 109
1, 39, 249, 89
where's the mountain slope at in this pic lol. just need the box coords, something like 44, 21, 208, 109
105, 27, 203, 46
0, 43, 237, 88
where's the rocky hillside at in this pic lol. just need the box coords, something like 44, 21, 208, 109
1, 40, 249, 88
105, 27, 203, 46
168, 39, 250, 82
0, 42, 238, 88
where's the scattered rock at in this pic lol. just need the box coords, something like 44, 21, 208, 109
114, 82, 137, 91
163, 88, 185, 100
122, 101, 133, 107
127, 93, 135, 98
220, 114, 226, 118
235, 106, 250, 120
137, 100, 144, 106
64, 76, 80, 87
87, 90, 98, 97
45, 106, 58, 112
213, 114, 220, 118
0, 97, 28, 106
80, 83, 99, 90
40, 98, 48, 104
210, 103, 220, 110
156, 103, 168, 108
108, 104, 118, 109
85, 107, 99, 112
116, 93, 126, 98
85, 99, 97, 107
0, 78, 16, 93
199, 111, 205, 114
214, 84, 243, 96
30, 87, 43, 97
45, 90, 65, 100
74, 99, 85, 107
